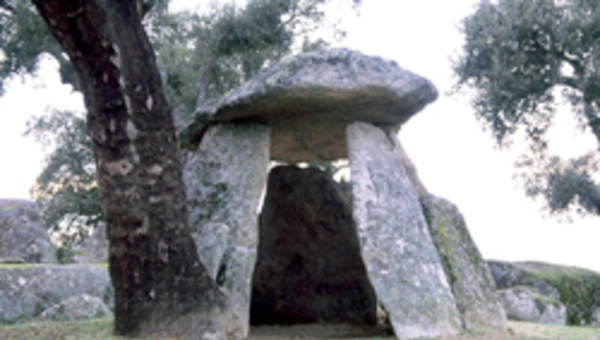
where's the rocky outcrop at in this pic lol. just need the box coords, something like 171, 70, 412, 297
181, 48, 438, 162
0, 199, 56, 263
251, 165, 378, 326
347, 122, 460, 338
73, 223, 108, 263
184, 122, 270, 338
0, 264, 113, 323
498, 286, 566, 325
489, 260, 600, 325
488, 261, 560, 301
39, 294, 113, 321
421, 194, 507, 331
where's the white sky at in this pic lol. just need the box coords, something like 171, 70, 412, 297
1, 1, 599, 273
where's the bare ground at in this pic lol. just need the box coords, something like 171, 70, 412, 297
249, 322, 600, 340
1, 319, 599, 339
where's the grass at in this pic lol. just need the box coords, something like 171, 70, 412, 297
0, 318, 116, 340
0, 319, 599, 340
508, 321, 600, 340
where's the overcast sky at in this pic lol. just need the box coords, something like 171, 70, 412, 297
1, 1, 599, 272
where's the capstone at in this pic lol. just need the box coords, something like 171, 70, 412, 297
181, 48, 437, 162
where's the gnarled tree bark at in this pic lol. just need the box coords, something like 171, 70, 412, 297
32, 1, 231, 337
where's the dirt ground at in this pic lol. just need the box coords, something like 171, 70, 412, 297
1, 319, 599, 340
248, 322, 600, 340
247, 324, 510, 340
249, 324, 394, 339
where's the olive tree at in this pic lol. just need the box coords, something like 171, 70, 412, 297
20, 0, 354, 247
454, 0, 600, 216
26, 0, 358, 337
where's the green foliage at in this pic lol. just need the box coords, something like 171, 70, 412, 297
454, 0, 600, 216
0, 1, 58, 93
17, 0, 355, 245
0, 1, 170, 93
25, 110, 101, 246
511, 262, 600, 325
152, 0, 343, 111
516, 153, 600, 216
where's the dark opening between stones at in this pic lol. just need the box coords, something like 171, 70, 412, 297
250, 165, 378, 326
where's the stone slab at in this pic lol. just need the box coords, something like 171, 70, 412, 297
181, 49, 437, 162
183, 122, 270, 338
347, 122, 460, 339
421, 194, 507, 331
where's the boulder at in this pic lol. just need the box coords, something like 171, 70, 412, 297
488, 260, 600, 325
0, 264, 113, 323
347, 122, 460, 338
488, 261, 560, 301
183, 122, 270, 338
0, 199, 55, 263
251, 165, 378, 326
421, 194, 507, 331
592, 307, 600, 326
73, 223, 108, 263
39, 294, 113, 321
498, 286, 566, 325
180, 48, 437, 162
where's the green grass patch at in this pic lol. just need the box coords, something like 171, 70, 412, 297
509, 320, 600, 340
0, 318, 117, 340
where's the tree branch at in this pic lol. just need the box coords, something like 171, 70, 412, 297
558, 51, 585, 75
558, 75, 580, 90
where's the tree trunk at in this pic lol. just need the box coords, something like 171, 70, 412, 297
32, 1, 230, 337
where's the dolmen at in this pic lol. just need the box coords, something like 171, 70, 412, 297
181, 48, 506, 339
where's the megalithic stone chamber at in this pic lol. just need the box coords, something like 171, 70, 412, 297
180, 48, 468, 339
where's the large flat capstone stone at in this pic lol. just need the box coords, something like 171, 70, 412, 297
181, 48, 437, 162
183, 122, 270, 338
347, 122, 460, 339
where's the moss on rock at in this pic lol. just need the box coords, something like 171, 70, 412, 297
420, 194, 507, 331
489, 260, 600, 325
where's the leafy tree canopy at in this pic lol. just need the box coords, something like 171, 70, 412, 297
7, 0, 357, 245
454, 0, 600, 217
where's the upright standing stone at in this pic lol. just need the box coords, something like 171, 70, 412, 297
347, 122, 460, 339
183, 122, 270, 338
421, 194, 507, 331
